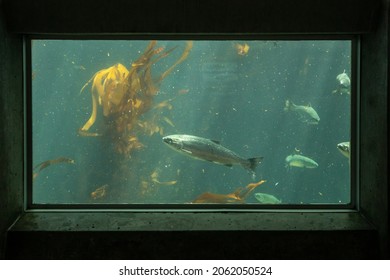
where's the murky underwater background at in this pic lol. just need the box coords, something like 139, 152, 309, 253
31, 40, 351, 205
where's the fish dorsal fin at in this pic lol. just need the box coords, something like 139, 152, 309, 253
211, 139, 221, 144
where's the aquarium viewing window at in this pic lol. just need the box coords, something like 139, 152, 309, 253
27, 38, 355, 210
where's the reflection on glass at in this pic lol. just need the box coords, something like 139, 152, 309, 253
31, 40, 351, 205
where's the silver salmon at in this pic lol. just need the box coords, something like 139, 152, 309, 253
284, 100, 320, 124
254, 193, 282, 204
162, 134, 263, 173
285, 154, 318, 169
337, 141, 350, 158
332, 70, 351, 95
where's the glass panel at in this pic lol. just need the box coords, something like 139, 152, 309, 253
31, 40, 351, 206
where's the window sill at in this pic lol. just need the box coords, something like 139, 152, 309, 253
9, 211, 374, 232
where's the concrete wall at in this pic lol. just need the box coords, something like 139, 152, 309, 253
0, 0, 24, 258
4, 212, 380, 259
0, 0, 388, 259
360, 0, 389, 257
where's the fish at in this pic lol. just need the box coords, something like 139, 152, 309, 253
337, 71, 351, 88
284, 100, 320, 124
332, 70, 351, 95
285, 154, 318, 168
337, 141, 350, 158
162, 134, 263, 173
254, 193, 282, 204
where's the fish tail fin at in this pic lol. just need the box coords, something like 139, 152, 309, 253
245, 157, 263, 173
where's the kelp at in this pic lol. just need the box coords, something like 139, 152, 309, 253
33, 157, 75, 180
192, 180, 266, 203
79, 41, 193, 156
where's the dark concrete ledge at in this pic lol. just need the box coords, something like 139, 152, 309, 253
9, 211, 375, 232
3, 0, 378, 34
5, 230, 379, 259
10, 212, 373, 231
6, 211, 379, 259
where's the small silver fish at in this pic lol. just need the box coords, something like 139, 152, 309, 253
337, 141, 350, 158
254, 193, 282, 204
285, 154, 319, 169
333, 70, 351, 95
284, 100, 320, 125
337, 71, 351, 87
163, 134, 263, 173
